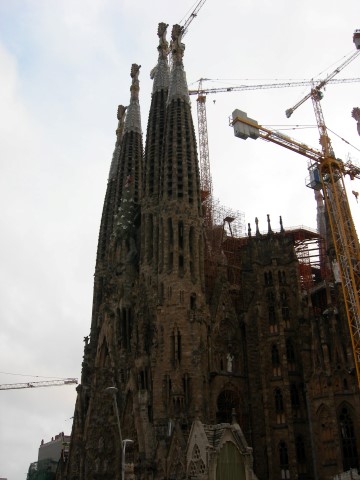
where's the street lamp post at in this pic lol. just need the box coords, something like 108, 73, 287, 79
106, 387, 133, 480
122, 438, 134, 480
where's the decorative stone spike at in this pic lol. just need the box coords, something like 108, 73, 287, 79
280, 215, 284, 233
248, 222, 252, 237
255, 217, 260, 236
124, 64, 142, 134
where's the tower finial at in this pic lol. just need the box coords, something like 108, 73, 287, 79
116, 105, 127, 144
267, 214, 273, 234
167, 24, 189, 104
279, 215, 284, 233
108, 105, 127, 181
248, 222, 252, 237
124, 64, 142, 135
157, 22, 169, 60
130, 63, 141, 101
255, 217, 260, 237
170, 24, 185, 65
150, 23, 170, 92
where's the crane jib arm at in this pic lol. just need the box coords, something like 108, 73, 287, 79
231, 107, 360, 388
231, 109, 322, 163
0, 378, 78, 390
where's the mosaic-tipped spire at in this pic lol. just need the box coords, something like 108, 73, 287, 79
108, 105, 127, 181
115, 65, 143, 204
124, 63, 142, 134
248, 222, 252, 237
143, 24, 170, 203
150, 22, 170, 93
279, 215, 284, 233
168, 24, 190, 104
255, 217, 261, 237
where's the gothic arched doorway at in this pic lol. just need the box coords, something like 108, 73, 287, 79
338, 405, 359, 470
216, 442, 245, 480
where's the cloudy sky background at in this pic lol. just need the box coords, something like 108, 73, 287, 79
0, 1, 359, 478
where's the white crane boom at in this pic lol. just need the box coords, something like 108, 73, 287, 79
285, 39, 360, 118
0, 378, 78, 390
180, 0, 208, 37
188, 77, 360, 96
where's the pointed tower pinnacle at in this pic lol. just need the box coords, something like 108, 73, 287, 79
168, 24, 190, 104
108, 105, 127, 181
115, 64, 143, 205
124, 63, 142, 135
151, 22, 170, 93
142, 24, 170, 275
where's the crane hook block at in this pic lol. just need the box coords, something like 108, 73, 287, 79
354, 29, 360, 50
232, 109, 260, 140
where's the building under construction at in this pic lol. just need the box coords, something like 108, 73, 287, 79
57, 23, 360, 480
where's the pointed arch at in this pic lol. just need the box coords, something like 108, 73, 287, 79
338, 403, 359, 470
216, 442, 245, 480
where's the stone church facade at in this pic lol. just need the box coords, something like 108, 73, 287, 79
56, 23, 360, 480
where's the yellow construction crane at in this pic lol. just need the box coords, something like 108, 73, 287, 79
0, 378, 78, 390
230, 29, 360, 388
231, 109, 360, 388
189, 76, 360, 199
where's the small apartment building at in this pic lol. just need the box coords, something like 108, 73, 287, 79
38, 432, 70, 465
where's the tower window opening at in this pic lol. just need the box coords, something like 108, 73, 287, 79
147, 214, 154, 263
178, 221, 184, 250
167, 218, 174, 271
190, 293, 196, 311
189, 226, 195, 277
296, 436, 307, 474
179, 255, 184, 275
290, 384, 300, 417
279, 441, 290, 479
171, 328, 182, 366
269, 306, 278, 333
275, 388, 285, 424
271, 345, 281, 377
286, 339, 296, 371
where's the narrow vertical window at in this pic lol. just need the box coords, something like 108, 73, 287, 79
279, 441, 290, 479
275, 388, 285, 424
271, 345, 281, 376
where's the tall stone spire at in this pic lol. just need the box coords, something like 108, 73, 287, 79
149, 23, 208, 434
115, 64, 143, 205
95, 105, 127, 271
160, 24, 201, 213
168, 24, 190, 104
142, 23, 170, 277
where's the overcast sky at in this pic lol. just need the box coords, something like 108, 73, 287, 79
0, 1, 359, 478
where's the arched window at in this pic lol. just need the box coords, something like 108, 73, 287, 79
280, 290, 290, 326
271, 345, 281, 377
295, 436, 307, 474
274, 388, 285, 424
318, 405, 336, 464
267, 290, 277, 332
279, 441, 290, 479
286, 339, 296, 371
290, 384, 300, 417
339, 405, 359, 470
